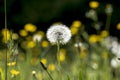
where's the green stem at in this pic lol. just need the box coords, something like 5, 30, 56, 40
46, 70, 54, 80
40, 62, 54, 80
56, 42, 63, 80
4, 0, 8, 79
105, 14, 112, 30
57, 42, 60, 68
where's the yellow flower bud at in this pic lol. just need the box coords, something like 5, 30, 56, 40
89, 1, 99, 9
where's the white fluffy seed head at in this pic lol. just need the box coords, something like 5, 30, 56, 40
46, 24, 71, 45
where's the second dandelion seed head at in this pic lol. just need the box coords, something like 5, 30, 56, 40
46, 24, 71, 45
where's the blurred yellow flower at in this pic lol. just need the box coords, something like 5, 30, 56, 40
70, 27, 79, 35
80, 48, 87, 59
41, 40, 49, 48
7, 62, 16, 66
101, 52, 108, 59
60, 48, 66, 53
2, 29, 10, 42
36, 72, 43, 80
19, 29, 28, 37
72, 20, 82, 28
59, 53, 65, 62
80, 52, 86, 59
100, 30, 109, 38
40, 58, 47, 65
10, 69, 20, 76
27, 41, 36, 48
24, 23, 37, 32
0, 68, 2, 73
89, 1, 99, 9
48, 64, 55, 71
116, 23, 120, 30
59, 49, 66, 62
89, 34, 98, 43
37, 31, 45, 37
31, 58, 39, 66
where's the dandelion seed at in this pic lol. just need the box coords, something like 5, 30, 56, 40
46, 24, 71, 45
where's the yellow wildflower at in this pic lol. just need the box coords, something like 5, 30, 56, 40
59, 49, 66, 62
24, 23, 37, 32
59, 53, 65, 62
0, 68, 2, 73
60, 48, 66, 53
101, 51, 108, 59
2, 29, 10, 42
48, 64, 55, 71
89, 34, 98, 43
7, 62, 16, 66
100, 30, 109, 38
116, 23, 120, 30
10, 69, 20, 76
41, 40, 49, 48
36, 72, 43, 80
89, 1, 99, 9
27, 41, 36, 48
70, 27, 79, 35
19, 29, 28, 37
40, 58, 47, 65
37, 31, 45, 37
80, 48, 87, 59
72, 20, 82, 28
31, 58, 39, 66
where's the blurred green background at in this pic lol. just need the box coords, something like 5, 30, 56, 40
0, 0, 120, 37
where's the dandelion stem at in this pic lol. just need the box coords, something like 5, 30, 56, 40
56, 42, 63, 80
57, 41, 61, 68
46, 70, 54, 80
40, 62, 54, 80
4, 0, 8, 79
105, 14, 112, 30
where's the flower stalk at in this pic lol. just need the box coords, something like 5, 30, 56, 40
4, 0, 8, 79
57, 41, 61, 68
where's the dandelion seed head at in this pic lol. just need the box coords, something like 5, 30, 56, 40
46, 24, 71, 44
33, 34, 42, 42
111, 58, 120, 68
